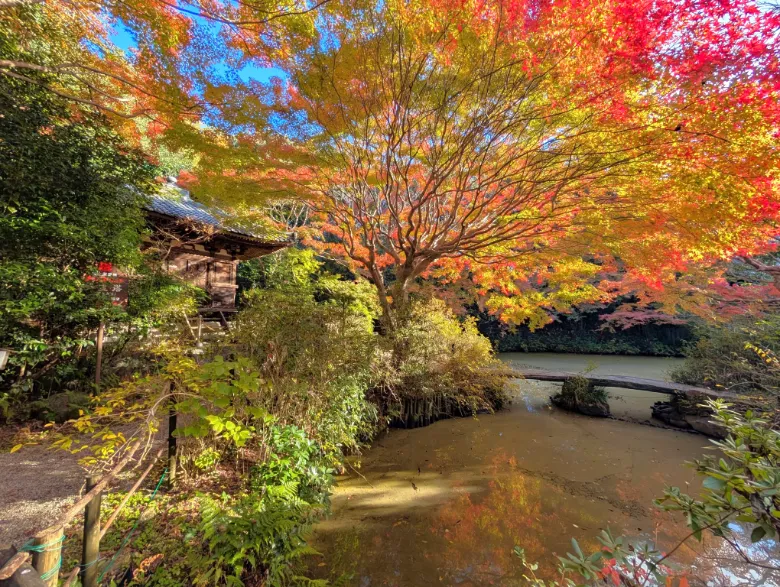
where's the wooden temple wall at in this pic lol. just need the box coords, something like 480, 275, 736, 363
164, 247, 239, 309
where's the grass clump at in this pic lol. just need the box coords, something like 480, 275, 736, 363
550, 375, 610, 417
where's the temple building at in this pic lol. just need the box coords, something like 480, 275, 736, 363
143, 183, 288, 314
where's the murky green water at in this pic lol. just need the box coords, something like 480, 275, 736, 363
310, 353, 778, 586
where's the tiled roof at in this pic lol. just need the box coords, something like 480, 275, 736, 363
144, 184, 289, 244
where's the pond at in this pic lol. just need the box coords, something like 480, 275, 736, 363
310, 353, 779, 586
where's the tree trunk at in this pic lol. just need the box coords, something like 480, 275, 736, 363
378, 283, 411, 337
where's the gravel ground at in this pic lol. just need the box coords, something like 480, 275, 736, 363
0, 443, 85, 547
0, 421, 166, 548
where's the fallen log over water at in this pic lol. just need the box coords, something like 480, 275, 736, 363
508, 368, 739, 400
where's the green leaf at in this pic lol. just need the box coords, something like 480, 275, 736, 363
571, 538, 583, 559
751, 526, 767, 543
703, 476, 726, 491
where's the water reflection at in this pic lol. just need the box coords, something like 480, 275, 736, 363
429, 453, 603, 584
683, 524, 780, 586
310, 354, 779, 586
312, 457, 602, 585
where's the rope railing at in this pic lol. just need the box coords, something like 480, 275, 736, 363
0, 443, 142, 583
0, 407, 179, 587
100, 448, 164, 541
59, 465, 168, 587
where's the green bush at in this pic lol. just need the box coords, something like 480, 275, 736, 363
550, 375, 610, 418
65, 354, 339, 586
560, 376, 607, 403
233, 249, 379, 457
0, 41, 153, 391
376, 298, 510, 427
194, 486, 325, 587
126, 269, 204, 329
0, 27, 202, 419
671, 316, 780, 397
59, 250, 382, 584
250, 424, 334, 505
235, 249, 513, 430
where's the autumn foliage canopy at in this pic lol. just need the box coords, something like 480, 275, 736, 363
2, 0, 779, 329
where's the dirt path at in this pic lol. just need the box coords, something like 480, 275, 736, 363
0, 421, 166, 548
0, 443, 85, 546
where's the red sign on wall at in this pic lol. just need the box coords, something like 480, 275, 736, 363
86, 262, 129, 306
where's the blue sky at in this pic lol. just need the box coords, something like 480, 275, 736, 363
110, 20, 287, 84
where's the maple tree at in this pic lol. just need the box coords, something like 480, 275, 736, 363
0, 0, 325, 151
180, 0, 780, 332
3, 0, 779, 332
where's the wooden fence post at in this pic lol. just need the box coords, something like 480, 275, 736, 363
167, 390, 177, 490
94, 321, 105, 389
80, 476, 102, 587
30, 528, 63, 587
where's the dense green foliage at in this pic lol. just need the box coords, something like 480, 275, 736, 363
0, 22, 203, 419
378, 298, 510, 427
234, 249, 379, 455
57, 251, 375, 584
672, 316, 780, 397
250, 424, 334, 504
517, 400, 780, 585
236, 249, 509, 430
62, 354, 343, 586
196, 488, 326, 587
0, 67, 148, 410
476, 305, 692, 356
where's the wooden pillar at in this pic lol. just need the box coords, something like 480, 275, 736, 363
94, 321, 105, 388
80, 476, 101, 587
167, 395, 177, 490
30, 528, 63, 587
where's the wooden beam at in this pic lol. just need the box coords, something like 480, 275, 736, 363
30, 529, 62, 587
509, 368, 739, 400
34, 442, 140, 539
80, 477, 101, 587
0, 552, 30, 581
0, 547, 46, 587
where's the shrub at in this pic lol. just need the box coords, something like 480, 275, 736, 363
376, 298, 510, 427
126, 269, 204, 330
56, 250, 383, 585
194, 488, 324, 587
250, 424, 334, 505
0, 52, 201, 420
233, 249, 379, 457
671, 316, 780, 397
63, 355, 340, 586
550, 376, 610, 418
0, 47, 155, 410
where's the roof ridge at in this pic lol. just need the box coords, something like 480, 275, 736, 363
144, 191, 290, 244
